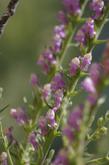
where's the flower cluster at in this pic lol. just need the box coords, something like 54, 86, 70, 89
69, 53, 92, 76
37, 49, 57, 74
58, 0, 81, 24
37, 24, 67, 74
75, 18, 96, 46
39, 73, 65, 132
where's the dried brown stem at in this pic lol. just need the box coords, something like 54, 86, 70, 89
0, 0, 20, 36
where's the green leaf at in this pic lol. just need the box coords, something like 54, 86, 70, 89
94, 39, 109, 45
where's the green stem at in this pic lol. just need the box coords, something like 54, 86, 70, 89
0, 104, 9, 113
80, 0, 89, 17
59, 26, 76, 65
0, 122, 14, 165
96, 6, 109, 39
41, 131, 54, 165
76, 102, 91, 165
86, 156, 109, 164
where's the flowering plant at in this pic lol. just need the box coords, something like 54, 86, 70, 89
0, 0, 109, 165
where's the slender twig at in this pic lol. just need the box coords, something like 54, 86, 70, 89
0, 0, 20, 36
0, 104, 9, 113
0, 122, 14, 165
87, 156, 109, 164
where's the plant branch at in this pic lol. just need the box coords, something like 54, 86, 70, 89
0, 0, 20, 36
0, 122, 14, 165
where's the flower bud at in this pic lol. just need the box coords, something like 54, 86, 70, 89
100, 127, 108, 135
69, 57, 80, 76
10, 108, 28, 125
80, 52, 92, 71
28, 132, 38, 151
97, 117, 104, 127
81, 77, 96, 94
30, 73, 38, 86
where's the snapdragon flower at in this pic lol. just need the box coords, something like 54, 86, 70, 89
46, 109, 57, 128
80, 53, 92, 71
10, 108, 28, 125
63, 0, 81, 16
51, 73, 65, 92
69, 53, 92, 76
28, 132, 38, 151
37, 49, 56, 74
30, 73, 38, 86
69, 57, 80, 76
4, 127, 16, 145
38, 117, 48, 136
90, 0, 104, 19
81, 77, 96, 94
58, 11, 68, 24
63, 105, 83, 142
102, 42, 109, 74
89, 63, 101, 85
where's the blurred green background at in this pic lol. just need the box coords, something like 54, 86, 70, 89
0, 0, 109, 160
0, 0, 60, 107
